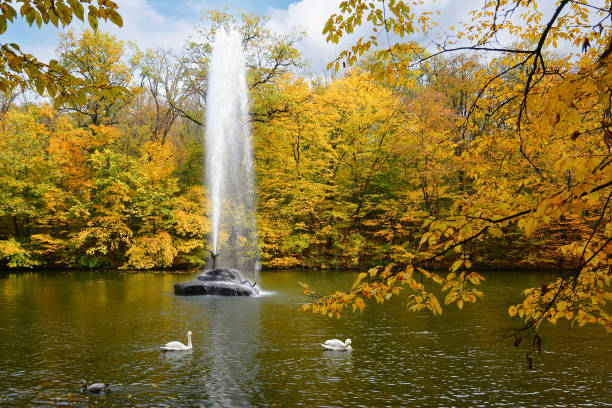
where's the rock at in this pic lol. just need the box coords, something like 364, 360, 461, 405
174, 267, 259, 296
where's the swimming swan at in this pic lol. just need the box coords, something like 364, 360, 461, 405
160, 331, 192, 351
321, 338, 352, 351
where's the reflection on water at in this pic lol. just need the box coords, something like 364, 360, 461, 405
195, 296, 260, 407
0, 270, 610, 407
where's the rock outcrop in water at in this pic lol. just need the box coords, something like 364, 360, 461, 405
174, 267, 258, 296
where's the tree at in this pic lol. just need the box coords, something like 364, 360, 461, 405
0, 0, 124, 104
302, 0, 612, 337
57, 29, 132, 126
254, 70, 443, 268
0, 107, 53, 267
254, 74, 331, 267
129, 48, 189, 143
190, 9, 305, 90
182, 9, 305, 126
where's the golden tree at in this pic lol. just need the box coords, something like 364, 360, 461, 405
302, 0, 612, 340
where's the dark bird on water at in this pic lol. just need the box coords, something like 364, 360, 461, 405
81, 379, 111, 393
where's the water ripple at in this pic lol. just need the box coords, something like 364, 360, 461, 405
0, 271, 610, 407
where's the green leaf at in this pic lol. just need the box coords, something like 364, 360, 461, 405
108, 11, 123, 27
25, 10, 35, 26
34, 78, 44, 95
70, 0, 84, 21
48, 9, 58, 26
47, 81, 57, 98
88, 12, 98, 31
88, 5, 99, 18
57, 3, 72, 26
53, 93, 65, 107
19, 4, 32, 17
77, 88, 87, 105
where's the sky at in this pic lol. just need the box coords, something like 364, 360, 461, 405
0, 0, 486, 73
1, 0, 573, 74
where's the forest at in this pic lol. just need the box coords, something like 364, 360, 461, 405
0, 1, 610, 333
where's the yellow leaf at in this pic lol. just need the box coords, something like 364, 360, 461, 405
351, 272, 367, 290
450, 259, 463, 273
523, 216, 537, 236
355, 297, 366, 312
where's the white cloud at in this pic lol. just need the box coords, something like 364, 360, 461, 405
1, 0, 205, 63
265, 0, 483, 74
2, 0, 580, 77
98, 0, 203, 51
266, 0, 408, 75
266, 0, 347, 75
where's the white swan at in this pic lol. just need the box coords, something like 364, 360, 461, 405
160, 331, 192, 351
321, 338, 352, 351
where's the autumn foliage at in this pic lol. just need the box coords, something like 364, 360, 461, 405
0, 3, 610, 337
298, 0, 612, 335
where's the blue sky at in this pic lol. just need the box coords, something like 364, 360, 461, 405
1, 0, 572, 74
2, 1, 315, 62
1, 0, 367, 73
146, 0, 296, 17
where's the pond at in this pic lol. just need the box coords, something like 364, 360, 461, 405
0, 270, 609, 407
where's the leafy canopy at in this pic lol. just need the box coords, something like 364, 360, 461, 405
301, 0, 612, 338
0, 0, 124, 105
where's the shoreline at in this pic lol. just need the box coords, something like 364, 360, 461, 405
0, 262, 572, 275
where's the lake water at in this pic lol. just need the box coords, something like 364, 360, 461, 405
0, 270, 609, 407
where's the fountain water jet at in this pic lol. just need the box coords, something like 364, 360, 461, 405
175, 30, 259, 297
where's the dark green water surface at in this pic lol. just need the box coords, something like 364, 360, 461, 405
0, 270, 610, 407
